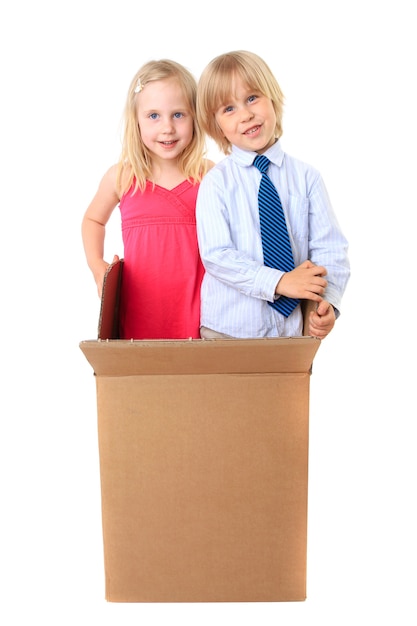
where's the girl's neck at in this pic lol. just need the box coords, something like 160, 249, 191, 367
149, 160, 186, 190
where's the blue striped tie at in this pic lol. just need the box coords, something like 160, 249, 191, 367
254, 154, 299, 317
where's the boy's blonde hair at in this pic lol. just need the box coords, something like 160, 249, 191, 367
117, 59, 208, 195
197, 51, 285, 155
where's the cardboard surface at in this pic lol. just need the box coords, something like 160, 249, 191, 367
80, 337, 320, 602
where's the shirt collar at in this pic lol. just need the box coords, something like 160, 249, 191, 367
230, 139, 284, 169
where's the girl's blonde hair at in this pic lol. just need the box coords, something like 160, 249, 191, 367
117, 59, 208, 195
196, 51, 285, 155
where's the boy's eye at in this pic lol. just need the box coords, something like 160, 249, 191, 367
248, 95, 257, 103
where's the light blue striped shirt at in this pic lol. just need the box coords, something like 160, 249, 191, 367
196, 140, 350, 338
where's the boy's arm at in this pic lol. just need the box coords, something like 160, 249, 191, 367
306, 173, 350, 313
275, 259, 327, 302
196, 172, 281, 301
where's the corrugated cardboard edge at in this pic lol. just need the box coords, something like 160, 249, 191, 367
79, 336, 321, 377
98, 259, 124, 340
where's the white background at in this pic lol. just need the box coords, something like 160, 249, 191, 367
1, 1, 416, 624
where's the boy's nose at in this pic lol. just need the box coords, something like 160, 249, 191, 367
240, 106, 254, 121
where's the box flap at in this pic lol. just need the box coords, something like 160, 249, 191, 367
98, 259, 124, 340
79, 337, 320, 376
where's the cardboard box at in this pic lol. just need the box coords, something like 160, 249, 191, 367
79, 335, 320, 602
97, 259, 317, 340
81, 258, 321, 601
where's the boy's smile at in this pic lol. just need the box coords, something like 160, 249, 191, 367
214, 76, 277, 154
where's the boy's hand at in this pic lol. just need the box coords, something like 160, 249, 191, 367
275, 260, 327, 302
308, 300, 336, 338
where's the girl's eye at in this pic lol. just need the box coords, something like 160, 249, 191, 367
173, 112, 184, 119
224, 105, 234, 113
248, 95, 257, 104
149, 113, 159, 120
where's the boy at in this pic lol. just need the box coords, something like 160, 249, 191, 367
196, 50, 350, 339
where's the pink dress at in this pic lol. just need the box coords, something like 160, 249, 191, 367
118, 179, 204, 340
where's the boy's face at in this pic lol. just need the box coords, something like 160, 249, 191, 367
214, 75, 276, 154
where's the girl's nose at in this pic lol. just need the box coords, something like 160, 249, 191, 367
162, 118, 175, 132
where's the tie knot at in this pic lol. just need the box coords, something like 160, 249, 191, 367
253, 154, 270, 174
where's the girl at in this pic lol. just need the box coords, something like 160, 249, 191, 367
82, 59, 214, 339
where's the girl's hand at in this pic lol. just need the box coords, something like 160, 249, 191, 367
94, 255, 120, 299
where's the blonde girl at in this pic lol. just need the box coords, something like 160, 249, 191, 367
82, 59, 214, 339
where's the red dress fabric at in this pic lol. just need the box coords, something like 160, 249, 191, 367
119, 179, 204, 339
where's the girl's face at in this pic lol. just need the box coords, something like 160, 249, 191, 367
136, 77, 194, 162
214, 74, 276, 154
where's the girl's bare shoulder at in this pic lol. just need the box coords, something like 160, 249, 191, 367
204, 158, 216, 173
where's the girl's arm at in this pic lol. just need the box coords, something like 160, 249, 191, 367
81, 164, 120, 297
